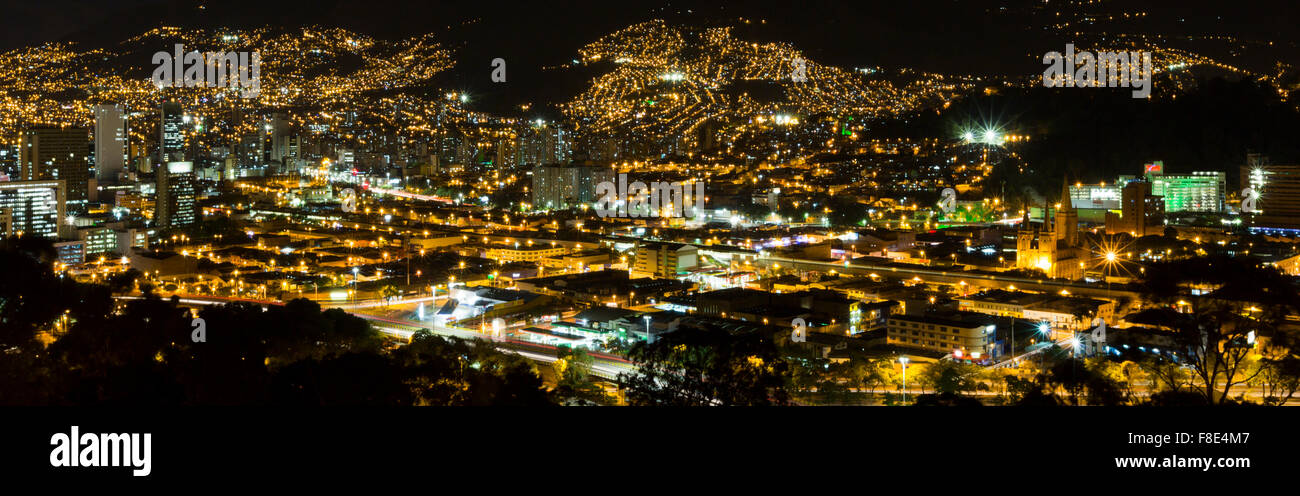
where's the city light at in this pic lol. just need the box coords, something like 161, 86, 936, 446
2, 2, 1291, 423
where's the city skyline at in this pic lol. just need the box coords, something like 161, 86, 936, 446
1, 1, 1299, 415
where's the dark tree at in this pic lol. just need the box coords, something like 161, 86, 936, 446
619, 324, 791, 406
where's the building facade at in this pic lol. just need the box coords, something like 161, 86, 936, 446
1016, 181, 1083, 279
634, 242, 698, 278
19, 127, 90, 210
1148, 168, 1224, 213
93, 104, 128, 184
155, 161, 197, 227
160, 101, 185, 163
886, 312, 998, 358
1105, 180, 1165, 237
531, 163, 615, 210
1243, 163, 1300, 233
0, 180, 65, 238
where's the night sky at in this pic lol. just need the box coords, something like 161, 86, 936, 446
2, 0, 1297, 116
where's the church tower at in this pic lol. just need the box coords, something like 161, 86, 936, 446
1057, 177, 1078, 247
1015, 178, 1083, 280
1016, 207, 1056, 275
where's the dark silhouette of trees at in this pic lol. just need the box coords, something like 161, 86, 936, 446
0, 237, 75, 350
271, 353, 414, 405
1003, 375, 1060, 406
1136, 255, 1300, 404
0, 239, 555, 406
619, 324, 790, 406
1138, 355, 1193, 393
913, 392, 983, 406
919, 360, 982, 396
550, 347, 612, 405
1254, 328, 1300, 406
1144, 391, 1212, 406
390, 331, 552, 406
106, 268, 142, 295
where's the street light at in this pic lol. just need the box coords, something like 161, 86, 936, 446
351, 267, 359, 301
898, 356, 910, 405
643, 315, 652, 343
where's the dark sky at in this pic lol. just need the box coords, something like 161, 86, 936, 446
2, 0, 1296, 116
3, 0, 1298, 53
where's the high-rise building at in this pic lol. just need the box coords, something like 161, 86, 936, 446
1242, 162, 1300, 233
1144, 163, 1224, 213
0, 180, 66, 239
160, 101, 185, 163
264, 112, 291, 165
531, 163, 615, 210
1105, 180, 1165, 237
155, 161, 197, 228
494, 140, 516, 168
516, 124, 571, 166
454, 140, 474, 165
19, 127, 90, 210
93, 104, 128, 183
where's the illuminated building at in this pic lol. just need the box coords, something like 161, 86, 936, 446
516, 269, 692, 304
1242, 162, 1300, 232
1069, 183, 1121, 210
265, 112, 291, 166
19, 127, 90, 210
53, 240, 86, 265
540, 250, 614, 272
515, 123, 571, 166
530, 163, 614, 210
155, 161, 196, 227
0, 180, 65, 239
957, 289, 1047, 318
1072, 165, 1223, 214
1016, 180, 1082, 279
159, 101, 185, 162
93, 104, 128, 184
959, 289, 1113, 333
633, 242, 698, 278
74, 226, 120, 255
885, 312, 998, 359
517, 323, 615, 349
485, 244, 567, 263
1145, 163, 1224, 213
1105, 180, 1164, 237
1022, 297, 1115, 332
